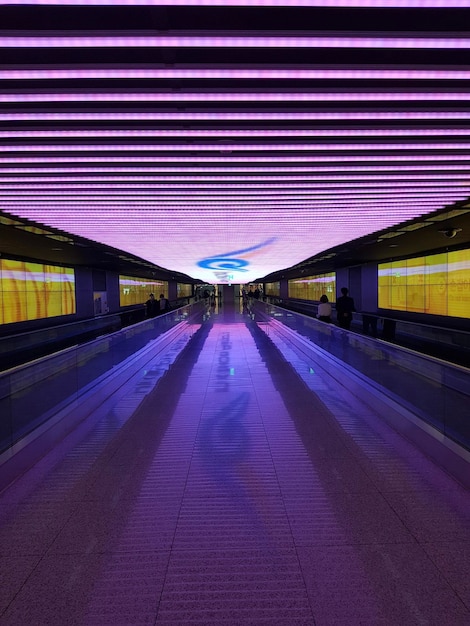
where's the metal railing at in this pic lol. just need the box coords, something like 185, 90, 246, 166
0, 302, 204, 458
255, 301, 470, 453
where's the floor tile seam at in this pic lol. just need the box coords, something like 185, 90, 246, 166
269, 328, 454, 494
0, 520, 79, 619
377, 490, 464, 544
149, 324, 221, 609
244, 339, 315, 599
252, 409, 418, 556
166, 324, 258, 564
418, 544, 470, 612
0, 548, 46, 620
244, 325, 340, 546
176, 322, 301, 571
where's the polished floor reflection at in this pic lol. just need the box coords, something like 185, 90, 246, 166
0, 304, 469, 625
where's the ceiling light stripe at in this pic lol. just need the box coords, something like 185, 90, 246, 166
2, 173, 469, 185
0, 183, 465, 192
4, 142, 470, 152
0, 200, 449, 209
2, 167, 469, 181
0, 191, 462, 200
3, 91, 470, 104
0, 157, 470, 174
4, 68, 470, 81
3, 111, 470, 122
5, 34, 470, 50
0, 1, 468, 7
5, 128, 470, 139
2, 155, 470, 166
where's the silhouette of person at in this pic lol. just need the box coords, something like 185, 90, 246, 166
336, 287, 356, 330
145, 293, 157, 318
382, 318, 396, 341
158, 293, 170, 314
317, 294, 332, 323
362, 313, 378, 337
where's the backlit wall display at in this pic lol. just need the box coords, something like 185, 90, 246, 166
264, 282, 281, 297
378, 249, 470, 318
119, 275, 168, 307
0, 259, 75, 325
177, 283, 193, 299
289, 272, 336, 302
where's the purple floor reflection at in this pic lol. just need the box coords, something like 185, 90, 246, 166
0, 303, 469, 625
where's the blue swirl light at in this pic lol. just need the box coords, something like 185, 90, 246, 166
197, 257, 248, 271
197, 237, 277, 273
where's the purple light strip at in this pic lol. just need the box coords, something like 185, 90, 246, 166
0, 167, 470, 182
1, 175, 468, 187
1, 196, 462, 208
4, 128, 470, 139
1, 188, 462, 198
5, 211, 443, 232
5, 34, 470, 50
0, 183, 464, 192
3, 142, 470, 152
2, 167, 468, 181
2, 155, 470, 166
0, 200, 447, 209
3, 91, 470, 104
3, 68, 470, 80
9, 210, 445, 223
0, 183, 463, 193
0, 1, 466, 7
3, 112, 470, 121
4, 153, 470, 167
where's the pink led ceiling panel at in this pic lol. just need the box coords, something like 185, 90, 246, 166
1, 1, 469, 6
2, 2, 470, 283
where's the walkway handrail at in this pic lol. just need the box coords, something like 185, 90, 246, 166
255, 300, 470, 454
0, 302, 204, 461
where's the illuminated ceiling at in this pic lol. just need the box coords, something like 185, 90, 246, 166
1, 0, 470, 284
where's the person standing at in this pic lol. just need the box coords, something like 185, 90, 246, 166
317, 294, 332, 323
145, 293, 157, 318
158, 293, 170, 314
336, 287, 356, 330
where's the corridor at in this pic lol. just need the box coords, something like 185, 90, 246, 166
0, 306, 469, 625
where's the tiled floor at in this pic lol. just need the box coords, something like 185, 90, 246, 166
0, 305, 469, 625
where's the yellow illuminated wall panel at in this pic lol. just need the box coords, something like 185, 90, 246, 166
289, 272, 336, 302
177, 283, 192, 298
378, 249, 469, 319
119, 275, 168, 307
378, 261, 392, 309
0, 259, 76, 325
448, 249, 470, 318
264, 281, 281, 297
425, 253, 448, 316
